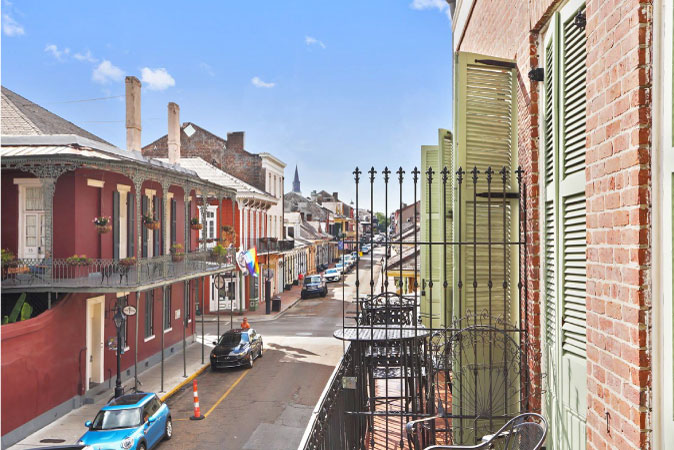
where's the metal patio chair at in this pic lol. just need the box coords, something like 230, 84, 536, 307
422, 412, 547, 450
407, 320, 534, 449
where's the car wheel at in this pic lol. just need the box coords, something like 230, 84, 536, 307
247, 352, 254, 369
164, 416, 173, 440
258, 342, 263, 358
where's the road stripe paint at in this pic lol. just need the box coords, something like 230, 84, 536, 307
203, 370, 249, 418
160, 362, 210, 402
295, 332, 313, 336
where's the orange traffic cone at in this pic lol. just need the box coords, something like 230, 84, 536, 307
190, 379, 205, 420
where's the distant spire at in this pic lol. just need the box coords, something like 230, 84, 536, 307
292, 165, 301, 193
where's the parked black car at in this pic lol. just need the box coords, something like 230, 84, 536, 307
301, 274, 327, 299
210, 328, 263, 369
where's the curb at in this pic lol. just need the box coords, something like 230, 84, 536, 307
160, 362, 210, 402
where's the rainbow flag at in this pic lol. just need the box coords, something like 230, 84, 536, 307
244, 247, 259, 277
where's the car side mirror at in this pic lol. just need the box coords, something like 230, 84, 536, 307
85, 420, 92, 428
148, 416, 156, 424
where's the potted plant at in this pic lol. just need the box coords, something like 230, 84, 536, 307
221, 225, 237, 246
65, 254, 92, 278
211, 244, 228, 263
170, 243, 185, 262
119, 257, 137, 267
65, 254, 92, 266
93, 216, 112, 234
1, 249, 17, 280
190, 217, 203, 230
142, 214, 160, 230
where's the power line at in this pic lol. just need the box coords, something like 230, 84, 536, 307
49, 95, 124, 104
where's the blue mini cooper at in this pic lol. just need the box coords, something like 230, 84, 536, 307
78, 393, 172, 450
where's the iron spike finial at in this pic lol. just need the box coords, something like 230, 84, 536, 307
382, 166, 391, 183
412, 167, 420, 183
368, 166, 377, 183
353, 167, 361, 183
456, 166, 465, 184
471, 166, 480, 184
499, 166, 508, 183
426, 166, 435, 183
440, 166, 449, 183
515, 166, 524, 185
396, 166, 405, 183
486, 166, 493, 183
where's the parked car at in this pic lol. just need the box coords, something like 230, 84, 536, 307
301, 274, 328, 298
361, 244, 371, 254
325, 268, 341, 282
78, 392, 171, 450
335, 262, 345, 273
210, 328, 263, 369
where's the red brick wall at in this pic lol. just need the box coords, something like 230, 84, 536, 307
457, 0, 654, 448
584, 1, 652, 448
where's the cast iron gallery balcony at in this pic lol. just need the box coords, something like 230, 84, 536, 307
0, 250, 235, 293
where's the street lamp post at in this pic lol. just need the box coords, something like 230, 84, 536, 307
113, 303, 124, 399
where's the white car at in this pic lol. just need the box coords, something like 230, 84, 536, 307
325, 268, 341, 282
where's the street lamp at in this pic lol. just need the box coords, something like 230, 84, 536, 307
113, 303, 124, 398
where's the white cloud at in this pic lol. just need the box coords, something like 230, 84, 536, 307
44, 44, 70, 61
410, 0, 451, 19
92, 60, 125, 84
74, 50, 97, 63
2, 12, 24, 36
251, 76, 275, 88
200, 62, 215, 77
140, 67, 176, 91
305, 36, 326, 49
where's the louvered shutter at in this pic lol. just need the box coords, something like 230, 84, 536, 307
153, 196, 160, 256
187, 200, 192, 251
128, 194, 135, 257
113, 191, 120, 260
420, 145, 442, 328
141, 195, 148, 257
440, 129, 454, 325
171, 198, 177, 246
453, 52, 518, 323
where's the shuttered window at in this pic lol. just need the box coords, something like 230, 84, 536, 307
113, 191, 120, 260
141, 195, 148, 258
153, 196, 161, 257
171, 198, 177, 246
454, 52, 518, 323
145, 290, 154, 338
127, 194, 135, 257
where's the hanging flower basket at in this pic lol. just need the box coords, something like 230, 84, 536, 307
143, 214, 160, 230
170, 244, 185, 262
93, 216, 112, 234
190, 218, 203, 230
119, 257, 137, 267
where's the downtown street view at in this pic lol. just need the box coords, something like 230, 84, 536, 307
1, 1, 673, 450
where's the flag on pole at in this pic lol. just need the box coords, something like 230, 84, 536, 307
244, 247, 259, 277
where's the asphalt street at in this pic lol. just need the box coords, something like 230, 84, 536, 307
160, 248, 383, 450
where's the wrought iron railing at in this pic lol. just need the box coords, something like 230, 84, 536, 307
298, 342, 368, 450
1, 250, 234, 291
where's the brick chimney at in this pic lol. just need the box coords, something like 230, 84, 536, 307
167, 102, 180, 164
226, 131, 245, 152
125, 76, 141, 152
332, 192, 339, 201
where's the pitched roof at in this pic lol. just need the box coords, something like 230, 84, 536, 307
1, 86, 112, 145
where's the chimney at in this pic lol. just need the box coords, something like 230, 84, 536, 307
226, 131, 245, 152
167, 102, 180, 164
332, 192, 339, 201
125, 76, 141, 152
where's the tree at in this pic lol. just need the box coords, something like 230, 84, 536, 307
375, 212, 389, 233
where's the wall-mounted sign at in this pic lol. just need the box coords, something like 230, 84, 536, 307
122, 305, 137, 317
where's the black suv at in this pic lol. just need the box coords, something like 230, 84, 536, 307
301, 274, 328, 299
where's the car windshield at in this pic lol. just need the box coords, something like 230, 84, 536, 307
91, 408, 141, 430
326, 269, 337, 274
218, 332, 249, 346
306, 275, 322, 284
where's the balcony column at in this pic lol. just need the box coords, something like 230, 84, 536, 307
200, 193, 209, 251
131, 173, 144, 283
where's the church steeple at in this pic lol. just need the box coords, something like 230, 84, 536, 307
292, 165, 301, 193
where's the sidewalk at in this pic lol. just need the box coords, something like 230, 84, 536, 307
6, 285, 304, 450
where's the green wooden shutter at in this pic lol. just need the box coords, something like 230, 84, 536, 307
128, 194, 135, 257
113, 191, 120, 260
440, 129, 454, 326
420, 145, 441, 328
141, 195, 148, 257
171, 198, 177, 246
153, 196, 160, 256
453, 52, 518, 323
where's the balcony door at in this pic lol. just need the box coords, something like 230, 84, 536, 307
16, 179, 46, 259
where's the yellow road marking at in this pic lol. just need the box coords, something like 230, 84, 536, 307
160, 363, 210, 402
203, 370, 250, 418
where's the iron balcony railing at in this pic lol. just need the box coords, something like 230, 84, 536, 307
298, 342, 368, 450
1, 250, 235, 292
279, 239, 295, 252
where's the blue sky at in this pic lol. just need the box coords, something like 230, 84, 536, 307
2, 0, 453, 210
